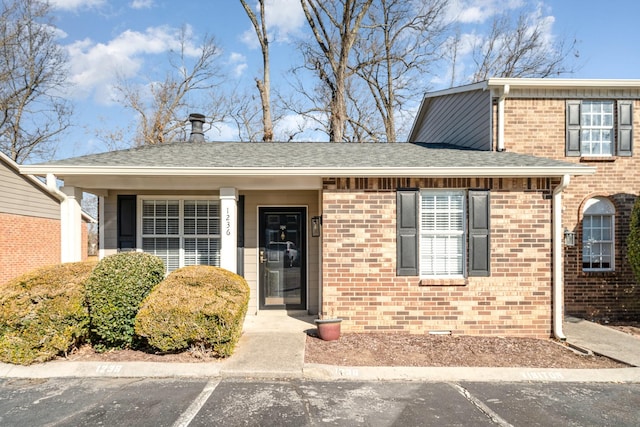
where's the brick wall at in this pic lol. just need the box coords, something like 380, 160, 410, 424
0, 214, 90, 284
0, 212, 61, 284
321, 177, 554, 338
504, 98, 640, 321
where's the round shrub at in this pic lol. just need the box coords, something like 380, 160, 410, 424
628, 196, 640, 285
0, 261, 97, 365
85, 252, 165, 349
135, 265, 250, 357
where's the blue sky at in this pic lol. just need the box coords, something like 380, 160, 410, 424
44, 0, 640, 161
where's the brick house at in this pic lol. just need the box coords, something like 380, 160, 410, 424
21, 112, 594, 339
0, 151, 92, 284
409, 78, 640, 322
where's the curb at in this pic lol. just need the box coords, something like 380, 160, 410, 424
2, 361, 640, 383
302, 364, 640, 383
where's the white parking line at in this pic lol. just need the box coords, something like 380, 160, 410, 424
450, 383, 514, 427
173, 379, 221, 427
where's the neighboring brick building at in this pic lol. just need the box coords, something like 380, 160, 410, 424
22, 122, 592, 338
1, 152, 91, 284
409, 78, 640, 323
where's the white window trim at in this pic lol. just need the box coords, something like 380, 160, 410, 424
580, 100, 614, 157
419, 189, 467, 278
137, 195, 221, 272
582, 197, 615, 272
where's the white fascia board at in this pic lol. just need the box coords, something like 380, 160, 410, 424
421, 81, 489, 99
486, 78, 640, 90
421, 79, 640, 100
20, 165, 596, 178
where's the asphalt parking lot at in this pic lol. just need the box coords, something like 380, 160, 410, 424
1, 377, 639, 426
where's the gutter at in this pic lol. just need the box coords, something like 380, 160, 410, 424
496, 84, 510, 152
552, 174, 570, 341
20, 166, 594, 178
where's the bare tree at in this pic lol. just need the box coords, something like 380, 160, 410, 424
470, 8, 577, 82
240, 0, 274, 141
299, 0, 373, 142
353, 0, 449, 142
226, 88, 263, 142
0, 0, 72, 163
113, 27, 225, 146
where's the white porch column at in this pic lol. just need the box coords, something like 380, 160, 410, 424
220, 188, 238, 273
60, 186, 83, 263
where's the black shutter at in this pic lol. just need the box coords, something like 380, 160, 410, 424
566, 100, 581, 157
397, 189, 419, 276
468, 190, 490, 277
117, 195, 137, 251
618, 100, 633, 157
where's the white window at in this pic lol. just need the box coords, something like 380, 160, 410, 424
141, 198, 220, 273
581, 101, 614, 156
582, 197, 615, 271
420, 190, 465, 276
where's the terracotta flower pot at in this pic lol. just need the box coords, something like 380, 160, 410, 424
314, 318, 342, 341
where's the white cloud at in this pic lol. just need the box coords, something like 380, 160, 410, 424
65, 26, 189, 103
240, 0, 305, 48
209, 121, 240, 141
228, 52, 248, 77
129, 0, 154, 9
49, 0, 106, 11
446, 0, 525, 24
274, 113, 327, 142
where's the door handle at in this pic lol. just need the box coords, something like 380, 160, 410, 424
260, 250, 266, 263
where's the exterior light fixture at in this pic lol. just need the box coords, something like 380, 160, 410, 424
564, 228, 576, 247
311, 216, 322, 237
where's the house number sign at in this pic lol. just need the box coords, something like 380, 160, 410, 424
225, 208, 231, 236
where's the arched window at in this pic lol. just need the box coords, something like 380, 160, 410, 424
582, 197, 615, 271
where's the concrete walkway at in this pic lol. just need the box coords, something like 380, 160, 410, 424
1, 313, 640, 383
564, 316, 640, 367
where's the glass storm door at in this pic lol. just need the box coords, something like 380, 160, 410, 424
259, 207, 306, 310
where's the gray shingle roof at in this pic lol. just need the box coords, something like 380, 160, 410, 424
36, 142, 588, 172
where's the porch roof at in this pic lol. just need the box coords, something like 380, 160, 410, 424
22, 142, 593, 179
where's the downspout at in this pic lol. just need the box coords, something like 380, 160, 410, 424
552, 174, 570, 341
497, 84, 510, 152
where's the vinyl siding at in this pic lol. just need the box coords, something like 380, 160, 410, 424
0, 158, 59, 219
411, 89, 491, 150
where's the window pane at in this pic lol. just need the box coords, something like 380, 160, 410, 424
184, 218, 196, 235
142, 218, 154, 235
143, 237, 179, 272
143, 201, 154, 216
167, 201, 179, 216
583, 210, 614, 271
184, 200, 195, 217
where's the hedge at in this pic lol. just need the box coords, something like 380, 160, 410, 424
0, 262, 97, 365
135, 265, 250, 357
85, 252, 165, 349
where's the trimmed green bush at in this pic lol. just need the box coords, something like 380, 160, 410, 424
85, 252, 165, 349
134, 265, 250, 357
628, 196, 640, 285
0, 262, 97, 365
